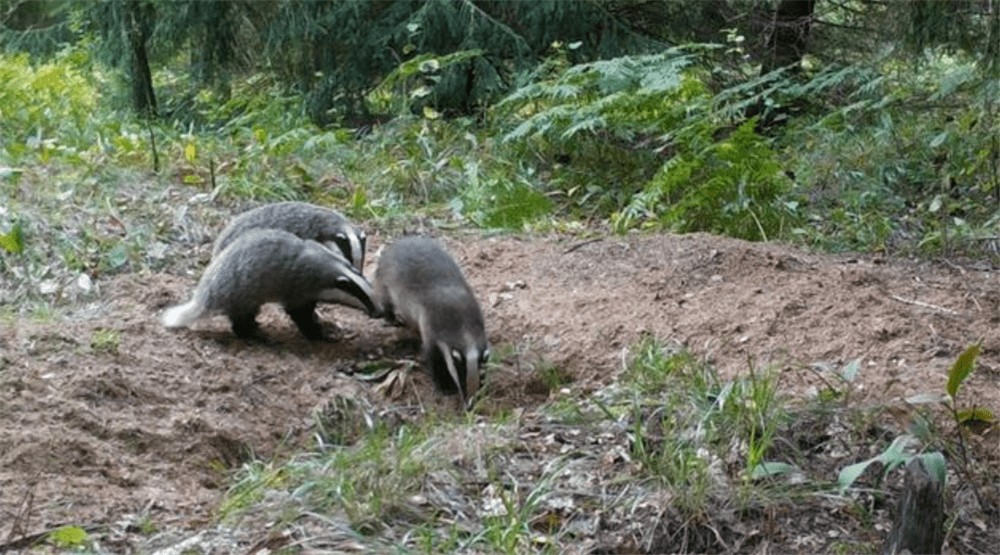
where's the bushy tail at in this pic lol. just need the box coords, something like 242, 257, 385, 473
161, 299, 204, 328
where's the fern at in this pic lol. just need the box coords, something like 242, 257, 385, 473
498, 48, 700, 143
498, 45, 799, 239
367, 49, 487, 116
0, 50, 97, 155
618, 120, 796, 240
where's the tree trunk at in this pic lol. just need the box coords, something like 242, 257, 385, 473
126, 0, 157, 118
748, 0, 816, 128
881, 457, 945, 555
760, 0, 816, 76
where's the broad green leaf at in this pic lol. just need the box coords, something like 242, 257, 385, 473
107, 244, 128, 269
905, 392, 950, 405
0, 224, 24, 254
351, 186, 368, 213
957, 407, 996, 434
946, 342, 981, 398
422, 106, 441, 120
49, 525, 88, 547
917, 452, 947, 486
928, 194, 942, 213
956, 407, 995, 423
929, 131, 948, 148
838, 434, 914, 493
837, 459, 873, 493
184, 143, 197, 163
751, 461, 796, 479
419, 59, 439, 73
841, 358, 862, 382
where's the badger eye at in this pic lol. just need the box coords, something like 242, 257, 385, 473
451, 348, 463, 364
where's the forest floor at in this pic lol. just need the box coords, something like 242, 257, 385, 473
2, 228, 998, 554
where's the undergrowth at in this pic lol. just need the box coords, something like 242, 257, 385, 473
217, 340, 781, 551
215, 335, 1000, 553
3, 40, 997, 265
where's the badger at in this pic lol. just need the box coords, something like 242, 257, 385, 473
163, 228, 378, 341
212, 201, 367, 273
373, 236, 488, 407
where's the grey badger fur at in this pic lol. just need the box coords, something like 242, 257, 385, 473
212, 202, 367, 272
374, 236, 488, 407
163, 228, 378, 340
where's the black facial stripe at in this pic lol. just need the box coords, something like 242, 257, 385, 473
332, 236, 353, 264
335, 276, 375, 313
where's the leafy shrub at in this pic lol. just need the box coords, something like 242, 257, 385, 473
779, 51, 999, 255
496, 47, 706, 214
497, 45, 801, 239
455, 175, 552, 230
0, 49, 98, 158
615, 119, 798, 240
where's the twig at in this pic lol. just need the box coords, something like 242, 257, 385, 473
941, 259, 966, 275
889, 295, 957, 315
3, 481, 34, 548
563, 238, 602, 254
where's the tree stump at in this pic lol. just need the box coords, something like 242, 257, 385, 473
882, 457, 945, 555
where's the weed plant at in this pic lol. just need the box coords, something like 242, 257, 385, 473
618, 337, 790, 515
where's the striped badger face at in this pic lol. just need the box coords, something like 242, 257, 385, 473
322, 224, 366, 274
428, 336, 489, 408
212, 202, 368, 274
313, 250, 379, 316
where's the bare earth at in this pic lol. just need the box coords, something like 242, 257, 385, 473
2, 230, 998, 552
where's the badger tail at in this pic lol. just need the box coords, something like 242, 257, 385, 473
161, 299, 204, 329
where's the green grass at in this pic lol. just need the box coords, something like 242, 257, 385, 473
216, 338, 820, 552
90, 328, 121, 356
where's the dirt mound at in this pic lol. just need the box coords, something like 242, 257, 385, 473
2, 231, 997, 548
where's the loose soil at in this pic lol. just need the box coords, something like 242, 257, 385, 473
2, 230, 998, 553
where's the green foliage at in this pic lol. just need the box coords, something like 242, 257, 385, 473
941, 342, 996, 450
946, 341, 980, 399
499, 48, 703, 142
0, 223, 24, 253
224, 421, 434, 532
839, 343, 991, 495
619, 337, 791, 513
498, 47, 700, 216
367, 49, 487, 117
480, 474, 554, 555
48, 525, 89, 548
0, 48, 98, 158
616, 119, 798, 240
90, 327, 121, 356
781, 49, 999, 255
837, 436, 946, 496
456, 175, 552, 230
338, 115, 554, 228
726, 361, 783, 482
498, 46, 800, 239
